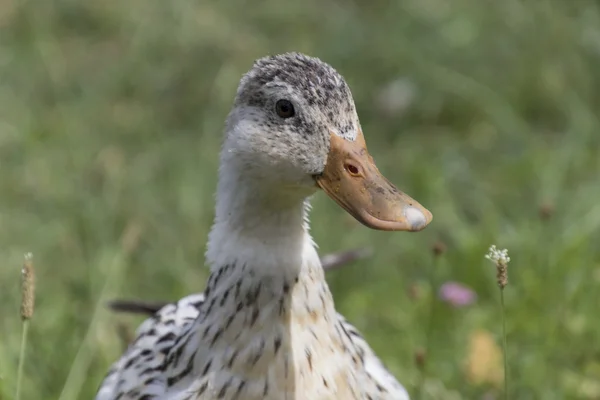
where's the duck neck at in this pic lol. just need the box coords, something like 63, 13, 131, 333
176, 164, 353, 395
205, 160, 324, 293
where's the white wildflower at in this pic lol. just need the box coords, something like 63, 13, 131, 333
485, 245, 509, 289
485, 245, 510, 265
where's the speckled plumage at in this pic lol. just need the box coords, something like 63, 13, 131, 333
96, 53, 411, 400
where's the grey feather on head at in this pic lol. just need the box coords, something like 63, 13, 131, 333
222, 53, 361, 188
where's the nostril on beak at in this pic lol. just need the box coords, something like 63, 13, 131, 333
344, 163, 360, 176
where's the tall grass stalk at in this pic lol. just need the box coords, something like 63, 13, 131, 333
486, 245, 510, 400
15, 322, 29, 400
58, 252, 125, 400
415, 241, 446, 400
500, 289, 508, 400
16, 253, 35, 400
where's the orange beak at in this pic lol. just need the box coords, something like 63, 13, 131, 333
315, 130, 432, 232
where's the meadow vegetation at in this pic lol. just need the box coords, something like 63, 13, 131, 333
1, 0, 600, 398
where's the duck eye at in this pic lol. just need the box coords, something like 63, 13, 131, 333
275, 99, 295, 118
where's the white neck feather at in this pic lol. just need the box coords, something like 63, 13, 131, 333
206, 157, 321, 280
182, 155, 358, 400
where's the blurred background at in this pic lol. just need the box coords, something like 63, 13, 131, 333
1, 0, 600, 399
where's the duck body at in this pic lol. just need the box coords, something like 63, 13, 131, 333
98, 256, 407, 400
96, 53, 431, 400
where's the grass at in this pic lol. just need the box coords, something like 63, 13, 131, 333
15, 321, 28, 400
1, 0, 600, 398
501, 288, 508, 400
16, 253, 34, 400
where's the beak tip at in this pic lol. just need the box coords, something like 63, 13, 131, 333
403, 206, 432, 231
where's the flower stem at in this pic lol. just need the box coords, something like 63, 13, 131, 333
16, 320, 29, 400
500, 288, 508, 400
415, 251, 443, 400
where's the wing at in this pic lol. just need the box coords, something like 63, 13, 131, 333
336, 315, 410, 400
95, 293, 205, 400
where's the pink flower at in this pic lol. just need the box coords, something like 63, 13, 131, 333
438, 281, 477, 307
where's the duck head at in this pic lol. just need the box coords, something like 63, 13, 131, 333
222, 53, 432, 232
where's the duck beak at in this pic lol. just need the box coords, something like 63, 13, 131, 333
315, 130, 432, 232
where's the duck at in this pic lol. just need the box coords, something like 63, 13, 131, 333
95, 52, 432, 400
